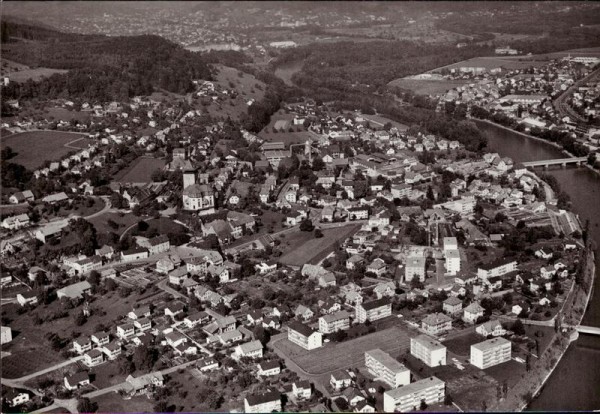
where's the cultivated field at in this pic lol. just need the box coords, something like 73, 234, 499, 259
1, 130, 92, 170
278, 224, 361, 266
272, 326, 411, 375
388, 78, 470, 96
114, 156, 166, 183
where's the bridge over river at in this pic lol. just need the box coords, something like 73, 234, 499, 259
522, 157, 587, 168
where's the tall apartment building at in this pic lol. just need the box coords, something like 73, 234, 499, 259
383, 376, 445, 413
355, 298, 391, 323
410, 334, 447, 367
364, 349, 410, 388
287, 321, 323, 350
444, 249, 461, 276
318, 310, 351, 334
405, 256, 426, 282
470, 337, 511, 369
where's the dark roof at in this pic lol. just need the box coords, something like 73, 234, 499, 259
122, 247, 148, 255
361, 297, 391, 311
479, 257, 517, 271
245, 390, 281, 406
149, 235, 169, 246
288, 320, 316, 337
259, 360, 280, 370
66, 371, 89, 385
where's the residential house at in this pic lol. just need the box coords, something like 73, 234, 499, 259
421, 313, 452, 336
442, 297, 463, 315
476, 320, 506, 337
257, 360, 281, 376
330, 370, 353, 391
244, 390, 282, 414
234, 340, 263, 360
64, 372, 90, 391
463, 302, 485, 324
319, 311, 351, 334
287, 321, 323, 350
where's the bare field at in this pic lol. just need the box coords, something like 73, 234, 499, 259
114, 156, 166, 183
278, 224, 361, 266
273, 326, 411, 375
1, 130, 91, 170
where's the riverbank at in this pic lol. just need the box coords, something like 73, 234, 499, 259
494, 247, 596, 411
474, 118, 600, 176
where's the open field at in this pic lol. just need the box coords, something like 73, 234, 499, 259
443, 331, 482, 356
1, 347, 64, 379
93, 392, 155, 413
360, 113, 410, 131
44, 107, 92, 124
200, 65, 266, 121
273, 326, 410, 375
2, 66, 68, 83
1, 130, 92, 170
114, 156, 166, 183
88, 212, 139, 236
278, 224, 361, 266
388, 78, 470, 96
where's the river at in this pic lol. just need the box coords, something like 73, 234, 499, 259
477, 120, 600, 411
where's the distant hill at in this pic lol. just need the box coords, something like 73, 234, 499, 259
1, 21, 214, 101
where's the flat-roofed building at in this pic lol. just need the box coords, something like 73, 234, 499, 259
410, 334, 447, 367
365, 349, 410, 388
444, 249, 461, 276
470, 337, 511, 369
319, 310, 351, 334
477, 258, 517, 280
356, 298, 391, 323
405, 256, 426, 282
383, 376, 445, 413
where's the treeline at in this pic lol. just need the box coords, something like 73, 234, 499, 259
1, 21, 213, 101
471, 106, 589, 157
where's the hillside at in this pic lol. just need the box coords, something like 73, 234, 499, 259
1, 21, 213, 101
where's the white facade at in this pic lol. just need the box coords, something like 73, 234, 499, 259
383, 376, 445, 413
470, 337, 511, 369
365, 349, 410, 388
410, 335, 447, 367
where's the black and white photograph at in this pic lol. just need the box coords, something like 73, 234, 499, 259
1, 1, 599, 412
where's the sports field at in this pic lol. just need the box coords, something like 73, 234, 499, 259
1, 130, 92, 170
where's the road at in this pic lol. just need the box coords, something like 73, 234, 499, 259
1, 356, 84, 398
157, 277, 189, 301
553, 66, 600, 123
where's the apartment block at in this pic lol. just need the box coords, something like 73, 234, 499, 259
410, 335, 447, 367
365, 349, 410, 388
383, 376, 445, 413
470, 337, 511, 369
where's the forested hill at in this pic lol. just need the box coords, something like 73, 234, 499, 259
1, 21, 214, 101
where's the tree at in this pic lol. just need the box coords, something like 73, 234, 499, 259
153, 401, 169, 412
77, 398, 98, 413
420, 399, 428, 410
133, 344, 158, 372
253, 325, 271, 346
299, 218, 314, 232
512, 318, 526, 335
88, 270, 101, 286
314, 228, 323, 238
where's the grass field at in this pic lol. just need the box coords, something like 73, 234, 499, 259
3, 67, 68, 82
273, 326, 411, 375
1, 130, 92, 170
360, 113, 410, 131
200, 65, 266, 121
88, 212, 139, 236
44, 107, 92, 124
443, 331, 482, 356
114, 157, 166, 183
93, 392, 155, 413
388, 78, 470, 96
278, 224, 361, 266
